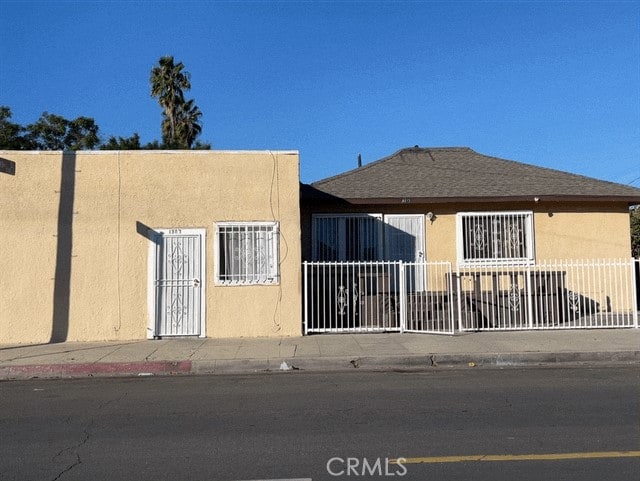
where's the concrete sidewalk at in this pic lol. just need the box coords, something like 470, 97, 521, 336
1, 329, 639, 380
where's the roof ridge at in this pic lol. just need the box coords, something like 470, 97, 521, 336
308, 147, 640, 201
405, 146, 471, 151
312, 146, 472, 186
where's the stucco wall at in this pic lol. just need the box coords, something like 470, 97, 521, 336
301, 200, 634, 263
427, 202, 633, 262
0, 150, 301, 344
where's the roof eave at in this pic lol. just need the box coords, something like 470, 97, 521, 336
314, 195, 640, 205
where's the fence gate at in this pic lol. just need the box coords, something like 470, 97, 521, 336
303, 261, 455, 335
403, 261, 455, 334
150, 228, 205, 337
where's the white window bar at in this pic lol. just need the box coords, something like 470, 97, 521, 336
216, 222, 279, 285
457, 211, 534, 265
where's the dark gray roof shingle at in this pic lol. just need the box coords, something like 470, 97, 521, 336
308, 147, 640, 204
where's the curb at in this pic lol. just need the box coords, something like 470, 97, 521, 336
258, 350, 640, 373
1, 351, 638, 380
0, 360, 192, 380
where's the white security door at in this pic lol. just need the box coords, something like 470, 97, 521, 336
384, 215, 425, 291
151, 229, 205, 337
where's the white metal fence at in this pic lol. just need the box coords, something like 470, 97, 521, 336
458, 258, 639, 331
303, 259, 640, 334
303, 261, 455, 334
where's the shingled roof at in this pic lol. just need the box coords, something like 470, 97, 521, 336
306, 147, 640, 204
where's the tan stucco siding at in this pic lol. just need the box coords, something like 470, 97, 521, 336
427, 202, 633, 262
0, 151, 301, 344
2, 154, 63, 343
301, 201, 634, 264
532, 204, 632, 259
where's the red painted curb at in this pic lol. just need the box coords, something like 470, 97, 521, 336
0, 360, 192, 379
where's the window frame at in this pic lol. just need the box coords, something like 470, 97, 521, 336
456, 211, 535, 266
311, 213, 383, 261
214, 221, 280, 286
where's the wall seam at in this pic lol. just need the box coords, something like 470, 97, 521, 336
115, 152, 122, 332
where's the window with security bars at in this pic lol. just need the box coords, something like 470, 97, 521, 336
457, 211, 534, 264
216, 222, 279, 284
311, 214, 382, 261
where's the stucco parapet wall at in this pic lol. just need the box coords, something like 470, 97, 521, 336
0, 150, 299, 155
0, 149, 302, 343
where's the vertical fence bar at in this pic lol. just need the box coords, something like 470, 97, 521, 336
446, 263, 454, 333
633, 258, 639, 328
616, 259, 622, 327
596, 258, 603, 327
357, 262, 363, 331
456, 270, 464, 332
584, 260, 598, 327
624, 258, 631, 327
303, 261, 308, 335
577, 259, 583, 328
566, 259, 573, 328
574, 259, 581, 328
581, 259, 589, 327
319, 262, 324, 331
553, 259, 560, 328
526, 263, 533, 329
399, 262, 406, 333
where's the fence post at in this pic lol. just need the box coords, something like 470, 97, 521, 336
632, 258, 639, 329
303, 261, 308, 335
526, 263, 534, 329
399, 262, 406, 333
445, 262, 455, 334
456, 269, 463, 333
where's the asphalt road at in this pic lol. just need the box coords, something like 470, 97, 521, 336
1, 367, 638, 481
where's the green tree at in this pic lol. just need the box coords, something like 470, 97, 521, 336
164, 99, 202, 149
150, 56, 190, 146
26, 112, 99, 150
65, 116, 100, 150
150, 56, 206, 149
26, 112, 67, 150
141, 139, 163, 149
100, 133, 142, 150
0, 106, 33, 149
192, 139, 212, 150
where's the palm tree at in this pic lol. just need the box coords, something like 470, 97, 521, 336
175, 99, 203, 149
160, 101, 202, 149
150, 56, 191, 146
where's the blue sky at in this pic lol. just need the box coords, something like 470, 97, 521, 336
1, 1, 638, 185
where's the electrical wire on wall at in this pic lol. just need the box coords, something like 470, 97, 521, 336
269, 150, 287, 333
